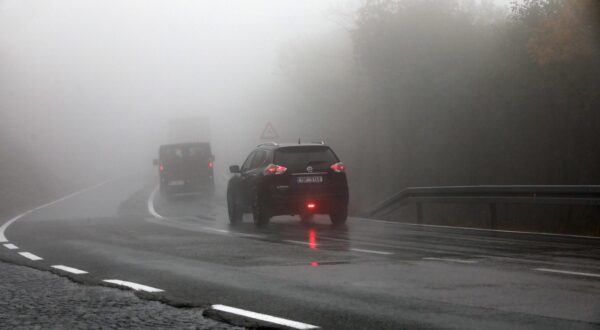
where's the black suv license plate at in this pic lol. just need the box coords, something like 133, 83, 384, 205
297, 176, 323, 184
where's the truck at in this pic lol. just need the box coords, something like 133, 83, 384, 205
153, 116, 214, 198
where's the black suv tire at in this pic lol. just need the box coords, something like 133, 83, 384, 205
329, 207, 348, 226
227, 191, 242, 225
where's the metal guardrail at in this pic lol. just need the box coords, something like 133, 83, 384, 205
366, 185, 600, 228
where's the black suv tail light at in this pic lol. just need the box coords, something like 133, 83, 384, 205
330, 162, 346, 173
264, 164, 287, 175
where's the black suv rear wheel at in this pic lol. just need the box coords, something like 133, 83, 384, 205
329, 207, 347, 226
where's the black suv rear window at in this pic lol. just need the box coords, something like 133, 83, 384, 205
274, 146, 338, 171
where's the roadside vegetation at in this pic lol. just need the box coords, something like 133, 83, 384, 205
280, 0, 600, 213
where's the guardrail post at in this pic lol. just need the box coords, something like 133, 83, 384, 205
417, 202, 423, 224
489, 203, 497, 229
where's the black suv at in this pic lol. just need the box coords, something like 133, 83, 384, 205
227, 142, 349, 227
154, 142, 215, 198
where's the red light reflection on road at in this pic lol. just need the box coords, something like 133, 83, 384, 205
309, 229, 317, 250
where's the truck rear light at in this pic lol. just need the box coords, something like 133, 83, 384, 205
264, 164, 287, 175
330, 162, 346, 173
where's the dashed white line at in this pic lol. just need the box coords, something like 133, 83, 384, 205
19, 252, 43, 261
103, 279, 164, 293
211, 304, 319, 330
3, 243, 18, 250
350, 248, 393, 255
0, 181, 108, 243
51, 265, 88, 275
147, 185, 164, 219
423, 257, 478, 264
534, 268, 600, 278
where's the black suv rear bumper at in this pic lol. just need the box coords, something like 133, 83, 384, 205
266, 191, 348, 216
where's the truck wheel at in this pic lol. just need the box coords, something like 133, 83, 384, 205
329, 207, 347, 226
227, 191, 242, 225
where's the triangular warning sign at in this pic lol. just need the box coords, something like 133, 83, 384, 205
260, 122, 280, 140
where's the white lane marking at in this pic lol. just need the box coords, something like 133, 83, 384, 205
236, 233, 267, 239
350, 248, 393, 255
0, 181, 108, 243
534, 268, 600, 278
423, 257, 478, 264
147, 185, 164, 219
283, 240, 317, 246
200, 226, 230, 234
3, 243, 18, 250
211, 304, 319, 330
19, 252, 43, 261
51, 265, 88, 275
351, 217, 600, 240
318, 235, 448, 254
103, 279, 164, 293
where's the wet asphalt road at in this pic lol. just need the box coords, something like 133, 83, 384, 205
2, 177, 600, 329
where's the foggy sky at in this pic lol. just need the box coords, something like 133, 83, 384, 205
1, 0, 357, 185
1, 0, 512, 189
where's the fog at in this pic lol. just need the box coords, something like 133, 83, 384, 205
2, 0, 598, 213
0, 0, 356, 194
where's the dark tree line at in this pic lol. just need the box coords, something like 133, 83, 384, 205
281, 0, 600, 212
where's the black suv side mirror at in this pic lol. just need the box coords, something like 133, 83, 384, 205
153, 159, 158, 166
229, 165, 240, 173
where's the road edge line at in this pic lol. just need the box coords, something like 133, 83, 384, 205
0, 181, 109, 243
147, 185, 164, 219
534, 268, 600, 278
352, 217, 600, 240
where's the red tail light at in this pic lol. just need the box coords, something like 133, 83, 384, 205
159, 163, 165, 172
307, 203, 316, 209
208, 160, 213, 168
330, 162, 346, 173
263, 164, 287, 175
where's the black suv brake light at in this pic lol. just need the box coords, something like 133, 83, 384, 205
330, 162, 346, 173
264, 164, 287, 175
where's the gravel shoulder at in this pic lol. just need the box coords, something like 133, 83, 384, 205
0, 260, 241, 330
